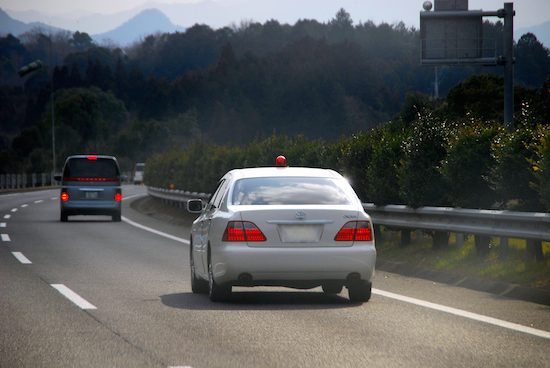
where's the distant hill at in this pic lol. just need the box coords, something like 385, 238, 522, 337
0, 8, 63, 36
516, 21, 550, 48
93, 9, 185, 46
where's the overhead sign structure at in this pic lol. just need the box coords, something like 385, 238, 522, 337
420, 0, 515, 128
421, 14, 482, 62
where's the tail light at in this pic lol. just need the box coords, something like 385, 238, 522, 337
114, 192, 122, 202
223, 221, 266, 242
60, 192, 69, 202
335, 221, 373, 241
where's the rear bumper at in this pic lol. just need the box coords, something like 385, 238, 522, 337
211, 243, 376, 286
60, 200, 121, 216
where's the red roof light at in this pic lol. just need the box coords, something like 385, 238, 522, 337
276, 155, 287, 167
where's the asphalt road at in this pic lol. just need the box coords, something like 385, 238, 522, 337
1, 186, 549, 368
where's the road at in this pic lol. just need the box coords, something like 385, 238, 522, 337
1, 186, 549, 368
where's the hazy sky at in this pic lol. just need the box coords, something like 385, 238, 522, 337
2, 0, 549, 29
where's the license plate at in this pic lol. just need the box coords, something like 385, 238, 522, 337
278, 225, 323, 243
85, 191, 98, 199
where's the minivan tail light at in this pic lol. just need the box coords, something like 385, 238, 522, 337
223, 221, 266, 242
60, 192, 69, 202
114, 192, 122, 202
87, 155, 97, 160
335, 221, 373, 241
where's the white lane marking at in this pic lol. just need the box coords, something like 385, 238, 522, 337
373, 288, 550, 340
0, 223, 5, 228
169, 366, 193, 368
122, 216, 189, 245
21, 204, 28, 208
1, 234, 10, 242
50, 284, 97, 310
34, 200, 44, 204
3, 215, 10, 219
50, 197, 57, 200
10, 208, 17, 212
12, 252, 32, 264
121, 193, 145, 201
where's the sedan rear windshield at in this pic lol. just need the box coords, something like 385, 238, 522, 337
231, 177, 352, 205
63, 158, 120, 179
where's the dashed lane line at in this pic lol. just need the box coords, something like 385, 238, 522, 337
50, 284, 97, 310
12, 252, 32, 264
34, 200, 43, 204
1, 234, 10, 242
0, 223, 5, 228
10, 208, 17, 212
3, 215, 10, 219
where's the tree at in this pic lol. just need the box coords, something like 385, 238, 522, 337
443, 122, 500, 208
446, 74, 504, 121
492, 127, 543, 211
536, 126, 550, 211
70, 31, 94, 51
516, 33, 550, 88
399, 114, 448, 208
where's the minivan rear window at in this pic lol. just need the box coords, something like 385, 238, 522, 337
231, 177, 352, 205
63, 158, 120, 180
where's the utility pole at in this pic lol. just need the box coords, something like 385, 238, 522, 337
502, 2, 514, 129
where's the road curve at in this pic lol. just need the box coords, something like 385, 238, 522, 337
1, 186, 548, 368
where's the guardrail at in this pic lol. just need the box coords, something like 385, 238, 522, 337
147, 186, 210, 208
0, 173, 56, 190
0, 172, 135, 191
147, 186, 549, 258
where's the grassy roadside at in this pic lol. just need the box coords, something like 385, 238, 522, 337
376, 228, 550, 290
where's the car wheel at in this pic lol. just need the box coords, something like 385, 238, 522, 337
190, 245, 208, 294
112, 212, 121, 222
208, 251, 231, 302
348, 281, 372, 303
60, 210, 68, 222
322, 283, 343, 295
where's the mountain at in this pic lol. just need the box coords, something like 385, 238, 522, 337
6, 8, 139, 35
93, 9, 184, 46
0, 8, 63, 36
516, 21, 550, 48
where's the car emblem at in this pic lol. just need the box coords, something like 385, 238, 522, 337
295, 211, 306, 220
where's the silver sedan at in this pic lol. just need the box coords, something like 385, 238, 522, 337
187, 160, 376, 302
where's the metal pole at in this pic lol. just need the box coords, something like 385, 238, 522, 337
503, 2, 514, 129
49, 34, 56, 174
434, 66, 439, 99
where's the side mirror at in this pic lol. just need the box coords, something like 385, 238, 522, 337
187, 199, 204, 213
54, 175, 62, 181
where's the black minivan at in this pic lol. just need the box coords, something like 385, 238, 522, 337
55, 155, 122, 222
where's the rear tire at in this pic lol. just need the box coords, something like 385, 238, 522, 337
112, 212, 121, 222
60, 211, 68, 222
348, 281, 372, 303
190, 244, 208, 294
208, 251, 231, 302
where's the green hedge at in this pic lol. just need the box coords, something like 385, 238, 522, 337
145, 117, 550, 212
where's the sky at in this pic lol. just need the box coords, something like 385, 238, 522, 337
1, 0, 549, 30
